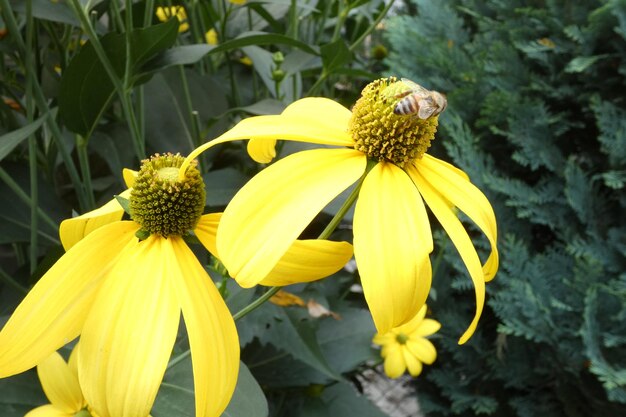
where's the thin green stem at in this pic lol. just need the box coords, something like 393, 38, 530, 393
233, 286, 282, 321
232, 160, 378, 322
167, 349, 190, 370
306, 70, 328, 96
348, 0, 395, 53
0, 267, 28, 295
178, 66, 200, 148
331, 2, 350, 43
0, 167, 60, 238
317, 159, 377, 239
76, 136, 96, 208
25, 0, 38, 274
0, 0, 88, 211
143, 0, 155, 26
68, 0, 145, 159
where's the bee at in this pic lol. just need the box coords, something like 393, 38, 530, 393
393, 79, 447, 120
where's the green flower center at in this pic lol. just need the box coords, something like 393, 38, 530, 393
396, 333, 409, 345
349, 77, 439, 167
130, 153, 205, 238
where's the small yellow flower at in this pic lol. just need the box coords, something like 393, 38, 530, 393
373, 305, 440, 378
26, 347, 88, 417
239, 56, 253, 66
155, 6, 189, 32
205, 28, 218, 45
229, 0, 247, 5
181, 77, 499, 344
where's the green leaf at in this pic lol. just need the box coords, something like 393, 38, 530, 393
243, 304, 343, 381
320, 40, 351, 73
565, 55, 610, 73
209, 31, 319, 56
142, 45, 215, 75
152, 359, 267, 417
0, 371, 47, 417
300, 381, 388, 417
10, 0, 79, 26
204, 168, 249, 207
0, 115, 46, 161
238, 99, 287, 115
59, 19, 179, 137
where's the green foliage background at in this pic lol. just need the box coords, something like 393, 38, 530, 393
384, 0, 626, 416
0, 0, 390, 416
1, 0, 625, 416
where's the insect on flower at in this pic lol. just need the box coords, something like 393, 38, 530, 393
393, 78, 447, 120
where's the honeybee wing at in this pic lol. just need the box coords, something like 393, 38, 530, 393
400, 78, 430, 95
416, 96, 440, 119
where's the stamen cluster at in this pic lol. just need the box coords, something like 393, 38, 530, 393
350, 77, 438, 167
130, 153, 205, 238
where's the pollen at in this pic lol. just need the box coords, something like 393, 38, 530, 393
130, 153, 205, 238
395, 332, 409, 345
349, 77, 439, 167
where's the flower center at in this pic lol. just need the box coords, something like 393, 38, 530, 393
349, 77, 439, 168
396, 333, 409, 345
130, 153, 205, 238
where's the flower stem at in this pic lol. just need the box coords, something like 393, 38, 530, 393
318, 159, 377, 239
348, 0, 396, 53
233, 286, 282, 321
0, 167, 60, 242
0, 266, 28, 294
25, 0, 38, 274
0, 0, 89, 211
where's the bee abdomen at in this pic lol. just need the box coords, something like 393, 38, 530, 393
394, 95, 420, 115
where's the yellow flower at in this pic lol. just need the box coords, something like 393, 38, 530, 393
26, 347, 87, 417
205, 28, 218, 45
229, 0, 247, 5
239, 56, 253, 66
181, 77, 498, 344
0, 155, 237, 417
0, 153, 350, 417
373, 305, 441, 378
155, 6, 189, 32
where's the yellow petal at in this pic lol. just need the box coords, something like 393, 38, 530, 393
122, 169, 137, 188
414, 319, 442, 337
396, 304, 428, 335
418, 155, 499, 281
197, 213, 353, 286
220, 98, 353, 163
281, 97, 353, 132
270, 290, 306, 307
242, 97, 354, 162
246, 139, 277, 164
259, 239, 353, 286
406, 338, 437, 365
79, 236, 180, 417
382, 345, 406, 379
169, 238, 240, 417
403, 346, 424, 377
183, 98, 355, 168
218, 148, 366, 288
408, 165, 486, 344
25, 405, 72, 417
195, 213, 221, 257
0, 221, 138, 378
353, 162, 433, 334
59, 189, 131, 251
37, 352, 84, 413
372, 333, 395, 347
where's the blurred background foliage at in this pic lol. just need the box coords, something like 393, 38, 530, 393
384, 0, 626, 416
0, 0, 624, 416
